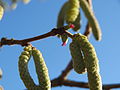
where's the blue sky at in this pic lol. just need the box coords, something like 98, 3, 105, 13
0, 0, 120, 90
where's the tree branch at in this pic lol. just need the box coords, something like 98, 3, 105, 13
51, 79, 120, 89
0, 25, 73, 47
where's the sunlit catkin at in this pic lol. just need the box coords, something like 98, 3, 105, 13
18, 46, 36, 89
80, 0, 102, 41
73, 33, 102, 90
70, 40, 86, 74
66, 0, 80, 24
32, 48, 51, 90
22, 0, 30, 4
0, 5, 4, 20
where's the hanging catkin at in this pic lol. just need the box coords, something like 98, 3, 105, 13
72, 12, 81, 31
80, 0, 102, 41
69, 40, 86, 74
18, 46, 36, 89
57, 2, 69, 46
66, 0, 80, 24
32, 48, 51, 90
18, 46, 51, 90
72, 33, 102, 90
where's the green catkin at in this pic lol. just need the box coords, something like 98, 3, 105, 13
80, 0, 102, 41
66, 0, 80, 24
18, 46, 36, 89
73, 33, 102, 90
57, 2, 69, 45
72, 12, 81, 31
57, 2, 69, 28
69, 41, 86, 74
32, 49, 51, 90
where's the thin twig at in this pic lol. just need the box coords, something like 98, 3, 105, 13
52, 79, 120, 89
0, 26, 72, 47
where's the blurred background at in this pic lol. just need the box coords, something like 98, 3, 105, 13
0, 0, 120, 90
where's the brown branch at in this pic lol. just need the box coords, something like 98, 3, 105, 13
84, 23, 92, 37
51, 79, 120, 89
0, 25, 73, 47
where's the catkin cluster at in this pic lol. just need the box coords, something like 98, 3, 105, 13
57, 0, 102, 45
18, 46, 51, 90
57, 0, 81, 45
70, 33, 102, 90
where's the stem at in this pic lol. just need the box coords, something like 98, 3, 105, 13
0, 26, 71, 47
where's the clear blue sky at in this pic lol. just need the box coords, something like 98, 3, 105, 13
0, 0, 120, 90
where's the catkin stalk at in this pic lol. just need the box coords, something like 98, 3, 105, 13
70, 40, 86, 74
73, 33, 102, 90
32, 49, 51, 90
80, 0, 102, 41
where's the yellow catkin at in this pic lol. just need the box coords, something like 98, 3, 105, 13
0, 5, 4, 20
22, 0, 30, 4
0, 68, 2, 80
32, 49, 51, 90
72, 33, 102, 90
66, 0, 80, 24
57, 2, 69, 46
18, 46, 36, 89
80, 0, 102, 41
70, 41, 86, 74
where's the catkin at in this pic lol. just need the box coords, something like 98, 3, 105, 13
22, 0, 30, 4
65, 0, 80, 24
18, 46, 36, 89
57, 2, 69, 28
0, 5, 4, 20
70, 40, 86, 74
57, 2, 69, 45
72, 33, 102, 90
72, 12, 81, 31
32, 49, 51, 90
80, 0, 102, 41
